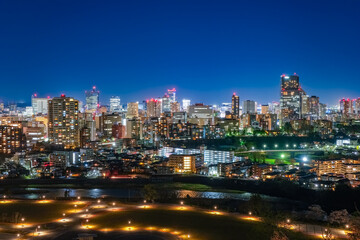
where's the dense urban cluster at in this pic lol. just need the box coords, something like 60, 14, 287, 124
0, 74, 360, 192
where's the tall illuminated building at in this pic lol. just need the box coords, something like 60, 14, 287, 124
147, 99, 161, 117
0, 125, 26, 154
340, 98, 353, 117
280, 74, 302, 124
48, 95, 79, 149
231, 93, 240, 118
32, 94, 49, 115
242, 100, 256, 114
162, 94, 171, 113
109, 96, 121, 113
126, 102, 139, 118
85, 86, 99, 111
167, 88, 176, 103
354, 98, 360, 115
171, 101, 181, 113
182, 99, 191, 112
309, 96, 320, 117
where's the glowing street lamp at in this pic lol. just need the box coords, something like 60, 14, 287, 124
248, 211, 252, 216
274, 144, 278, 148
112, 202, 116, 206
285, 144, 289, 148
62, 213, 66, 217
302, 157, 308, 162
180, 201, 184, 205
77, 196, 81, 200
281, 154, 285, 159
214, 206, 217, 210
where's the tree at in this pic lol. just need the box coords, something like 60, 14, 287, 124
143, 184, 159, 202
328, 209, 349, 225
347, 214, 360, 240
306, 205, 327, 221
270, 230, 289, 240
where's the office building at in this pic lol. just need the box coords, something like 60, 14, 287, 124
85, 86, 99, 111
48, 95, 80, 149
32, 94, 49, 115
242, 100, 256, 114
109, 96, 121, 113
182, 99, 191, 112
162, 94, 171, 113
280, 74, 302, 124
167, 88, 176, 103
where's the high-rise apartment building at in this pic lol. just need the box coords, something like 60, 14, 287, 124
280, 74, 302, 123
146, 99, 161, 117
354, 98, 360, 115
126, 102, 139, 118
85, 86, 99, 111
48, 95, 80, 149
109, 96, 121, 113
309, 96, 320, 117
340, 98, 353, 117
231, 93, 240, 118
0, 125, 26, 154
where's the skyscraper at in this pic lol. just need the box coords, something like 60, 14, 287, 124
280, 74, 302, 124
48, 95, 79, 149
242, 100, 256, 114
126, 102, 139, 118
309, 96, 320, 117
146, 99, 161, 117
109, 96, 121, 113
162, 94, 171, 113
167, 88, 176, 103
85, 86, 99, 111
231, 93, 240, 118
340, 98, 353, 117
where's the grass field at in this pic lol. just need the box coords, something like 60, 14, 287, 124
0, 200, 85, 223
90, 208, 316, 240
154, 182, 245, 194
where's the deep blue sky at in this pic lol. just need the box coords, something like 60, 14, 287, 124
1, 0, 359, 106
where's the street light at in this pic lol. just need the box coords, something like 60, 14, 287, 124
180, 201, 184, 205
214, 206, 217, 210
302, 157, 308, 162
112, 202, 116, 206
62, 213, 66, 217
275, 144, 278, 148
281, 154, 285, 159
286, 144, 289, 148
77, 196, 81, 200
248, 211, 252, 215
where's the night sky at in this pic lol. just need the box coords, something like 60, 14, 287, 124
1, 0, 359, 106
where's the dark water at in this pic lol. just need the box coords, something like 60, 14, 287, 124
9, 187, 293, 203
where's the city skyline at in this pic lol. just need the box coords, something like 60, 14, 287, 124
1, 0, 360, 105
